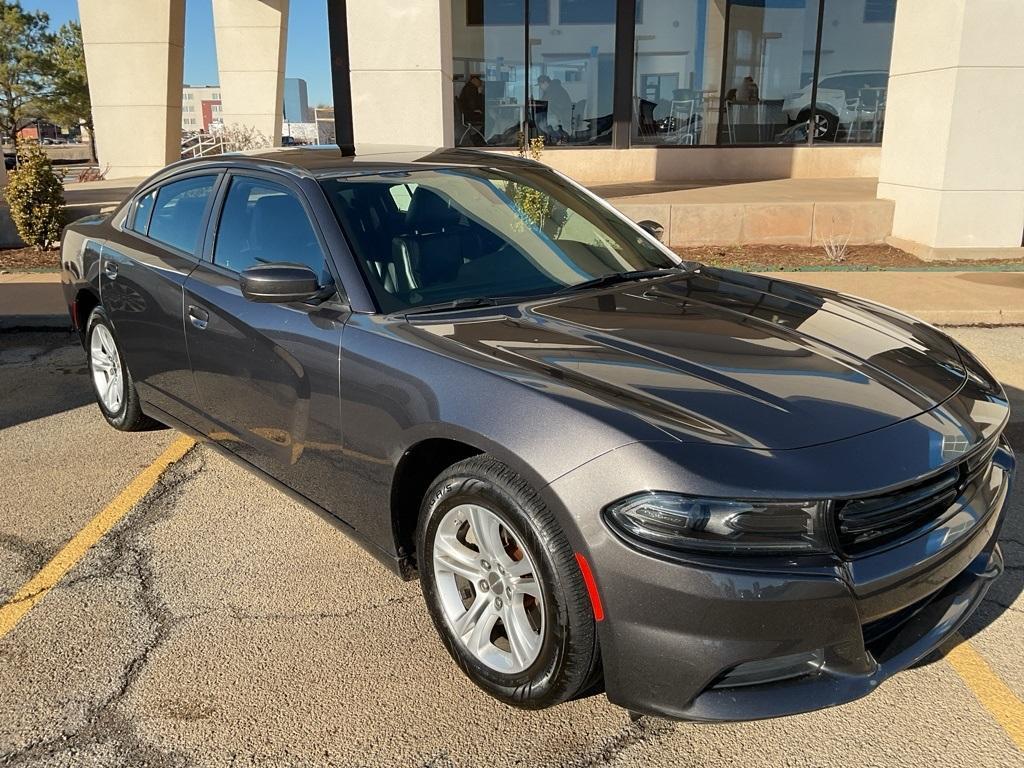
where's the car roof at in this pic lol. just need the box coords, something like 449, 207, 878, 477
162, 144, 540, 181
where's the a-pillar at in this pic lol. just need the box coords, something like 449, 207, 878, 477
212, 0, 289, 146
877, 0, 1024, 259
78, 0, 185, 179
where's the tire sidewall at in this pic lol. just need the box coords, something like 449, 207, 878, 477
418, 470, 577, 707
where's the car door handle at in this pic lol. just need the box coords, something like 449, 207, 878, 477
103, 261, 118, 280
188, 305, 209, 330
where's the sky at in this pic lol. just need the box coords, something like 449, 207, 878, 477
26, 0, 334, 106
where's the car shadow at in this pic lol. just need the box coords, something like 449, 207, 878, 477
0, 331, 96, 430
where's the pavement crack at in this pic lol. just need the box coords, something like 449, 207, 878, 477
561, 717, 676, 767
222, 593, 419, 624
0, 447, 205, 768
0, 534, 50, 576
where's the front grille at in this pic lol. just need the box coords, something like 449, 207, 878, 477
836, 440, 998, 556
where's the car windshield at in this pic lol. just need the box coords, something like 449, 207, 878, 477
320, 166, 681, 313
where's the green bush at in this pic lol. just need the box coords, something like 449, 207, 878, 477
3, 142, 66, 249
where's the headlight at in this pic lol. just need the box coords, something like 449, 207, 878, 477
604, 493, 829, 555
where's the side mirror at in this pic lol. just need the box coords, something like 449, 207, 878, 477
637, 220, 665, 242
240, 263, 323, 303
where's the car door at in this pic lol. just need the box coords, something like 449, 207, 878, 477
99, 172, 221, 424
182, 170, 350, 513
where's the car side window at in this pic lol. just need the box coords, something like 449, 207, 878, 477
147, 176, 216, 255
213, 176, 328, 281
131, 190, 156, 235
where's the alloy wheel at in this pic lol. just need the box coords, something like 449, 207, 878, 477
432, 503, 545, 674
90, 324, 124, 413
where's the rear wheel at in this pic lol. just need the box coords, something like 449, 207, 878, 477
417, 455, 601, 709
86, 307, 160, 431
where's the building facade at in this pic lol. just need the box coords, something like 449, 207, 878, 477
284, 77, 311, 123
181, 85, 223, 132
77, 0, 1024, 259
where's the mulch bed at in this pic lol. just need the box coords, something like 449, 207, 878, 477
673, 244, 1024, 271
0, 247, 60, 272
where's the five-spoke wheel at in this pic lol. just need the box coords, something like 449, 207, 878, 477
90, 322, 124, 414
419, 456, 601, 709
433, 503, 545, 674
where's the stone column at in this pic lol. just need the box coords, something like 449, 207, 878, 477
346, 0, 454, 147
877, 0, 1024, 259
212, 0, 289, 146
78, 0, 185, 179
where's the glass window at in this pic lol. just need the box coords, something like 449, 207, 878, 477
721, 0, 820, 145
147, 176, 216, 255
529, 1, 616, 145
633, 0, 723, 146
320, 166, 676, 313
466, 0, 547, 25
559, 0, 616, 25
131, 190, 156, 235
453, 0, 529, 147
213, 177, 327, 280
810, 0, 894, 143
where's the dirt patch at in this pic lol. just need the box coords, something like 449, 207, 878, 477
673, 244, 1024, 272
0, 247, 60, 272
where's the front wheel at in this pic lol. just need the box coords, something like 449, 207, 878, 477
417, 456, 601, 709
86, 307, 160, 431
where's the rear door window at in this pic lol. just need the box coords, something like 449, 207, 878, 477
131, 190, 156, 234
147, 176, 217, 255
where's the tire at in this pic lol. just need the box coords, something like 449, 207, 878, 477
85, 307, 160, 432
417, 455, 601, 709
801, 109, 839, 142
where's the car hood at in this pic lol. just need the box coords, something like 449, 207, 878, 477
410, 268, 967, 450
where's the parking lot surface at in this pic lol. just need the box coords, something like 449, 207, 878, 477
1, 328, 1022, 767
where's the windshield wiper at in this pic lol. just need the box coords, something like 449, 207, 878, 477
403, 296, 502, 316
554, 268, 681, 294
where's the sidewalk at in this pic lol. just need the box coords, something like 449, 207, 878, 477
1, 269, 1021, 330
0, 273, 68, 330
763, 270, 1024, 326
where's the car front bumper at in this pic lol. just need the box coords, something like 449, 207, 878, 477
544, 437, 1014, 722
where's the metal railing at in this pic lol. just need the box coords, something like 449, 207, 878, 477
181, 133, 228, 160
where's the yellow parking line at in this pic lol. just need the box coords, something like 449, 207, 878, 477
944, 631, 1024, 750
0, 435, 195, 640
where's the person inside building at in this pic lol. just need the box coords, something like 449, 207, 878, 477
457, 74, 485, 134
536, 75, 573, 134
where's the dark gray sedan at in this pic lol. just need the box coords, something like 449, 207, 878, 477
60, 146, 1014, 721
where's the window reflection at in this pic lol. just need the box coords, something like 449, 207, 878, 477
721, 0, 820, 145
806, 0, 895, 143
453, 0, 897, 149
452, 0, 530, 147
633, 0, 726, 145
528, 0, 617, 145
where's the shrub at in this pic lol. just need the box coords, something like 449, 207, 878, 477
508, 132, 554, 231
3, 142, 65, 249
213, 123, 272, 152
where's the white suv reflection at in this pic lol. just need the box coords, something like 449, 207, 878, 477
782, 70, 889, 141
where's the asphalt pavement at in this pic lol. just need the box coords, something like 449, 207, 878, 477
0, 327, 1022, 767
